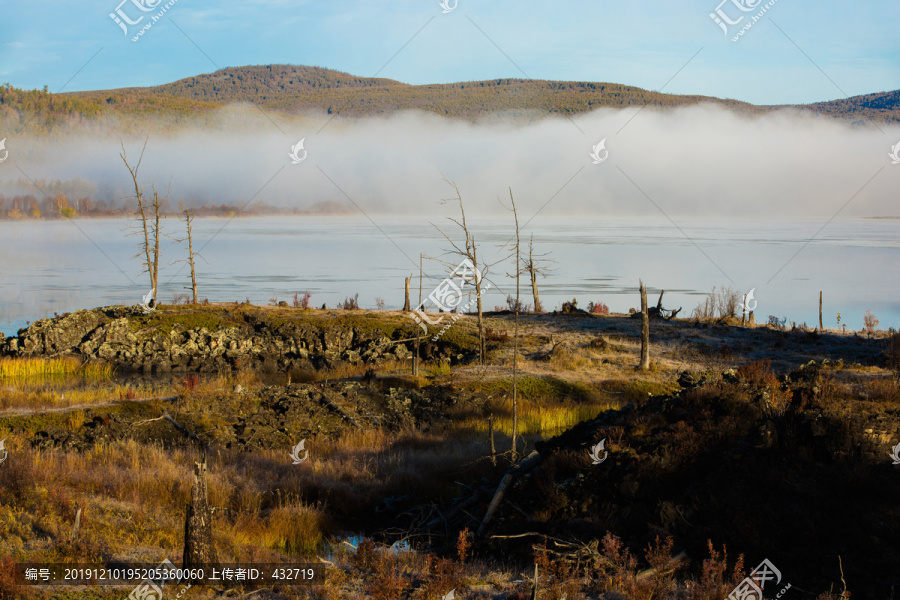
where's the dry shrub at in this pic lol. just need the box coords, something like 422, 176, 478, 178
863, 309, 879, 333
737, 359, 777, 387
737, 359, 791, 416
261, 503, 326, 557
484, 328, 509, 342
456, 527, 470, 563
419, 554, 463, 600
338, 294, 360, 310
641, 535, 679, 599
588, 301, 610, 314
692, 286, 741, 320
861, 377, 900, 403
0, 448, 42, 506
366, 553, 410, 600
692, 540, 745, 600
293, 291, 312, 309
352, 538, 379, 572
0, 556, 18, 600
596, 532, 638, 593
534, 544, 583, 600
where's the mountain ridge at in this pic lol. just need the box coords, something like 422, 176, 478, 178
2, 64, 898, 133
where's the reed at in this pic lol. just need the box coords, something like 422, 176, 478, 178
0, 357, 113, 382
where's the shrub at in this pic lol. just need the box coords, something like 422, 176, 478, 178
863, 309, 879, 333
293, 291, 311, 308
375, 297, 386, 310
588, 301, 610, 314
503, 295, 532, 313
692, 286, 741, 320
0, 555, 16, 600
338, 293, 360, 310
484, 328, 509, 342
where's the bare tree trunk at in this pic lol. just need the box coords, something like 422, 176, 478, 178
403, 277, 411, 312
185, 209, 198, 303
120, 140, 155, 296
819, 291, 823, 331
473, 239, 485, 365
530, 264, 540, 313
488, 413, 496, 467
151, 190, 161, 305
434, 179, 490, 366
183, 457, 217, 570
509, 190, 521, 461
741, 294, 747, 327
640, 281, 650, 371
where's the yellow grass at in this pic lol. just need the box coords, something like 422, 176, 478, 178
0, 357, 113, 382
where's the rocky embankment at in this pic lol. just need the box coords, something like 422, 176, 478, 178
1, 304, 475, 374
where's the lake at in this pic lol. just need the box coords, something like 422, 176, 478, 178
1, 215, 898, 336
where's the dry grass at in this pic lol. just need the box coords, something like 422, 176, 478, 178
0, 357, 113, 383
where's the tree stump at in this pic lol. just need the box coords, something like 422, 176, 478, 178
404, 277, 411, 312
639, 281, 650, 371
183, 459, 217, 571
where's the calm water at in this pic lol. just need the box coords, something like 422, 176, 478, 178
1, 215, 898, 336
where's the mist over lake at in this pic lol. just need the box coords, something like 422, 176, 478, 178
2, 214, 897, 335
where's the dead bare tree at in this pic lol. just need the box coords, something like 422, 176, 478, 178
176, 203, 203, 304
525, 234, 554, 313
146, 181, 166, 304
121, 139, 155, 302
121, 139, 165, 305
500, 189, 524, 461
433, 177, 496, 365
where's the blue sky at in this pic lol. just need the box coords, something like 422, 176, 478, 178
1, 0, 898, 105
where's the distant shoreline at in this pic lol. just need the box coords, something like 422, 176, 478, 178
0, 207, 355, 223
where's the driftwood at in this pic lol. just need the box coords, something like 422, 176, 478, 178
630, 289, 681, 321
316, 391, 364, 429
636, 551, 688, 580
476, 450, 542, 537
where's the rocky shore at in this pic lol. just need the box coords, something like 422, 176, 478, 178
1, 304, 476, 374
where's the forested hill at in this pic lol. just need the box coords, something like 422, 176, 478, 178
1, 64, 898, 134
75, 64, 759, 119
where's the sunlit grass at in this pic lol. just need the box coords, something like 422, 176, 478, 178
0, 357, 113, 383
0, 382, 162, 414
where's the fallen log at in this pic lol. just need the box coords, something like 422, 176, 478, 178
636, 551, 688, 580
476, 450, 542, 537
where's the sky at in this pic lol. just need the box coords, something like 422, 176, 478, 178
0, 0, 898, 105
